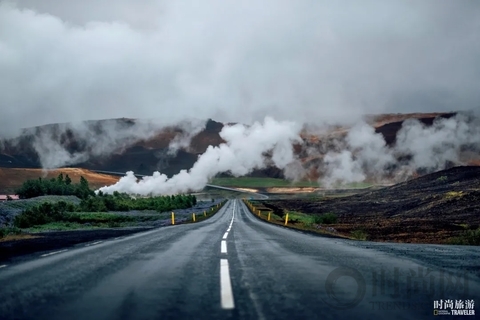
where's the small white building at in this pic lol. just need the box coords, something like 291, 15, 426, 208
0, 195, 20, 201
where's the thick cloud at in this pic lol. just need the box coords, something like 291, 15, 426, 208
1, 1, 480, 135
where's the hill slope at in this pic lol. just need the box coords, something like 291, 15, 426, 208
263, 166, 480, 243
0, 168, 119, 193
0, 112, 477, 182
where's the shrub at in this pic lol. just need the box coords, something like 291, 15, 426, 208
0, 227, 23, 238
15, 174, 94, 199
351, 229, 368, 240
448, 228, 480, 245
312, 213, 338, 224
436, 175, 448, 183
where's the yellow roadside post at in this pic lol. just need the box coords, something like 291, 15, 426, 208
285, 213, 289, 225
204, 211, 206, 217
171, 212, 175, 225
268, 212, 271, 221
193, 213, 196, 222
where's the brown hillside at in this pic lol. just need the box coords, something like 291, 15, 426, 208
0, 168, 119, 193
0, 113, 477, 181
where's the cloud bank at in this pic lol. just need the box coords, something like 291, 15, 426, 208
2, 1, 480, 136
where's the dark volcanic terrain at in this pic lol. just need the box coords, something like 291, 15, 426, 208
260, 166, 480, 244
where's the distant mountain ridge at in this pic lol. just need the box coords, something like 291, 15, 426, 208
0, 112, 474, 180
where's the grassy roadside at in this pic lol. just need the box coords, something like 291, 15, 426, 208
211, 177, 318, 188
182, 200, 228, 224
242, 200, 353, 240
1, 201, 228, 236
211, 177, 373, 189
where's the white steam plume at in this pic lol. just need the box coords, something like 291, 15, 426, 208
98, 117, 302, 195
319, 112, 480, 187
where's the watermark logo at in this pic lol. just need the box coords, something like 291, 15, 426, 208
433, 299, 475, 316
321, 267, 366, 309
322, 266, 473, 311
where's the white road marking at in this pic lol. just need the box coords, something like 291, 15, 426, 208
0, 265, 7, 269
85, 241, 103, 247
41, 249, 68, 257
220, 259, 235, 309
227, 228, 231, 232
223, 232, 228, 239
221, 240, 227, 253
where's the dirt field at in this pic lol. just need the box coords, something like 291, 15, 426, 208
258, 166, 480, 244
0, 167, 119, 193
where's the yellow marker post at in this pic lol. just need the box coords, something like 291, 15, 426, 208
171, 212, 175, 225
193, 213, 196, 222
204, 211, 206, 217
268, 212, 271, 221
284, 213, 289, 226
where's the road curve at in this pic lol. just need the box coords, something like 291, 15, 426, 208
0, 199, 478, 319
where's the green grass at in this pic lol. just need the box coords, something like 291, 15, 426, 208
21, 212, 170, 231
26, 222, 98, 232
448, 228, 480, 245
286, 211, 312, 225
285, 211, 338, 226
25, 221, 140, 232
350, 229, 368, 240
211, 177, 374, 189
0, 227, 23, 238
312, 212, 338, 224
0, 195, 81, 211
211, 177, 319, 188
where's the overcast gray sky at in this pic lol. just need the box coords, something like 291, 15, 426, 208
1, 0, 479, 135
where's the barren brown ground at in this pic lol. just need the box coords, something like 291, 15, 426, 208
0, 168, 119, 193
259, 166, 480, 244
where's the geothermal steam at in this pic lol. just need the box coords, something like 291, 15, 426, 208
98, 117, 301, 195
320, 112, 480, 186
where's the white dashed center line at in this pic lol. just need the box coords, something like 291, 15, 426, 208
218, 200, 237, 309
0, 265, 7, 269
221, 240, 227, 253
220, 259, 235, 309
41, 249, 68, 257
85, 241, 103, 247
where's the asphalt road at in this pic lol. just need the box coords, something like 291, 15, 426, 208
0, 200, 478, 319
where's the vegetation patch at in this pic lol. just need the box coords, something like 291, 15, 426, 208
448, 228, 480, 245
312, 213, 338, 224
350, 229, 368, 241
211, 177, 318, 188
436, 175, 448, 183
445, 191, 464, 199
9, 174, 200, 230
0, 227, 23, 238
